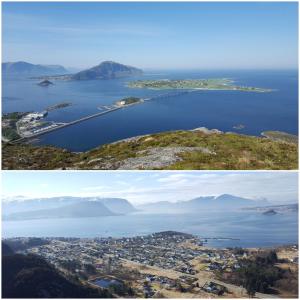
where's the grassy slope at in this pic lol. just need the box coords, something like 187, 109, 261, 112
2, 130, 298, 170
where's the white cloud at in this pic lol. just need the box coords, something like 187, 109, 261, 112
2, 172, 297, 206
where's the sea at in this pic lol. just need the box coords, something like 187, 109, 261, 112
2, 211, 298, 248
2, 69, 298, 152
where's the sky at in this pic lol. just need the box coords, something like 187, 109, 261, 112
2, 171, 298, 205
2, 2, 298, 70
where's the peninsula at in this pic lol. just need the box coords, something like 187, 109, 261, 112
128, 79, 272, 92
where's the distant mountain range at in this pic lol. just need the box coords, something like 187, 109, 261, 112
138, 194, 270, 213
3, 197, 137, 221
70, 61, 143, 80
2, 61, 68, 76
2, 60, 143, 80
3, 194, 278, 221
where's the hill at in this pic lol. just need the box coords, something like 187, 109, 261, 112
2, 128, 297, 170
2, 250, 112, 298
2, 61, 67, 76
71, 61, 143, 80
2, 242, 14, 256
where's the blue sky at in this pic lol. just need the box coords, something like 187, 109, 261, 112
2, 2, 298, 69
2, 171, 298, 205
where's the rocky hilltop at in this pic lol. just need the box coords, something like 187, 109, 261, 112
2, 128, 297, 170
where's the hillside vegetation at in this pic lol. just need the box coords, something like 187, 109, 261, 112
2, 129, 298, 170
2, 246, 112, 298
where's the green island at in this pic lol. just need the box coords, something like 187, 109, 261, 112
46, 102, 72, 112
128, 79, 272, 92
2, 128, 297, 170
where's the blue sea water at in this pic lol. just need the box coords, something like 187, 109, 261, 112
2, 211, 298, 248
2, 69, 298, 151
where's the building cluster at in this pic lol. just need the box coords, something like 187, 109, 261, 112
16, 111, 64, 137
6, 234, 299, 298
21, 111, 48, 122
22, 232, 249, 281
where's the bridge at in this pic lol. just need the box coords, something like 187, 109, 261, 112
11, 106, 122, 144
11, 91, 191, 144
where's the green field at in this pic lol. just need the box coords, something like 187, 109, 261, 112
128, 79, 272, 92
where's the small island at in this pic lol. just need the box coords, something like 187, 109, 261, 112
128, 79, 272, 92
38, 79, 54, 87
46, 102, 72, 112
115, 97, 143, 106
263, 209, 278, 216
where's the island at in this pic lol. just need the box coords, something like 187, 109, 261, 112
38, 79, 54, 87
33, 61, 143, 81
115, 97, 143, 107
46, 102, 72, 112
263, 209, 278, 216
127, 79, 272, 92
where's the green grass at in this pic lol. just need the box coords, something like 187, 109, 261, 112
2, 128, 20, 140
2, 130, 298, 170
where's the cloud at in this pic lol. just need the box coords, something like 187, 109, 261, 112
2, 172, 297, 206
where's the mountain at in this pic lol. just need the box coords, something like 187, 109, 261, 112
2, 196, 84, 214
71, 61, 143, 80
97, 198, 137, 214
3, 197, 137, 221
139, 194, 270, 213
2, 251, 112, 298
5, 201, 116, 221
2, 61, 68, 76
3, 196, 136, 215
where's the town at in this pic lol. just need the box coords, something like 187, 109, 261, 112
4, 231, 298, 298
